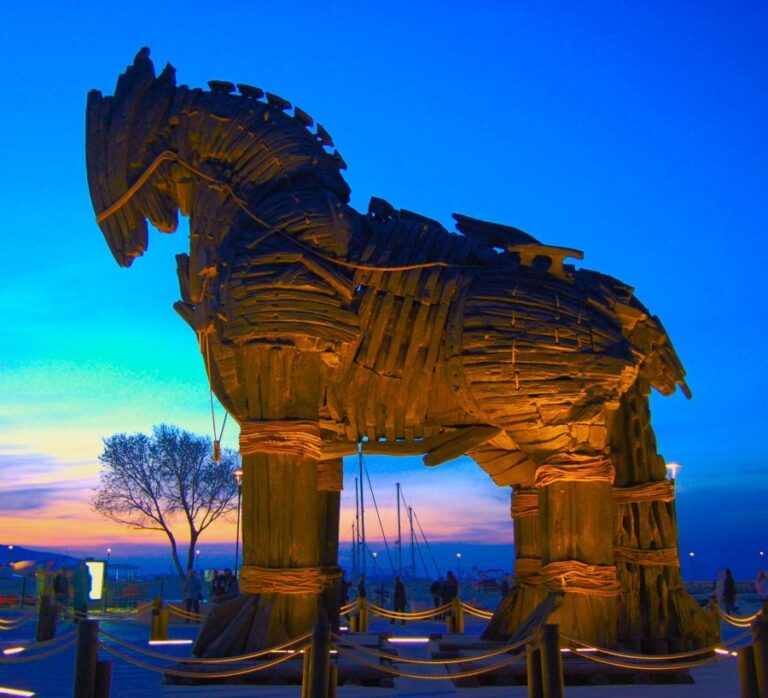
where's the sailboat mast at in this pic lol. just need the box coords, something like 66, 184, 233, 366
408, 506, 415, 575
354, 475, 360, 575
396, 482, 402, 575
358, 447, 366, 574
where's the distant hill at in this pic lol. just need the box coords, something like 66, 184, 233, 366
0, 544, 81, 576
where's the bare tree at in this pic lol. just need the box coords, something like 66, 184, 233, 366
93, 424, 239, 578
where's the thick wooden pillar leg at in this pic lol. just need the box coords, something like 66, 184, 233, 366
537, 453, 619, 648
194, 450, 342, 657
484, 487, 545, 640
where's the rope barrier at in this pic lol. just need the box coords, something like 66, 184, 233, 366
718, 607, 761, 627
165, 604, 204, 620
99, 628, 312, 663
339, 602, 356, 615
460, 602, 494, 619
0, 613, 33, 629
99, 639, 311, 679
367, 601, 453, 620
0, 638, 76, 663
561, 630, 751, 662
332, 632, 532, 666
567, 647, 733, 672
334, 642, 528, 680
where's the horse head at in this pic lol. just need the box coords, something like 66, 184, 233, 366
86, 47, 180, 267
87, 48, 351, 277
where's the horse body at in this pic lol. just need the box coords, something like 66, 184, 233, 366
87, 50, 716, 653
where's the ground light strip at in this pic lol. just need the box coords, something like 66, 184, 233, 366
386, 637, 431, 644
1, 647, 26, 655
0, 688, 35, 697
148, 639, 193, 646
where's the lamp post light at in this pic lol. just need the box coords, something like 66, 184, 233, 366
666, 462, 681, 481
233, 469, 243, 576
688, 551, 695, 580
456, 552, 462, 579
104, 547, 112, 610
196, 549, 201, 571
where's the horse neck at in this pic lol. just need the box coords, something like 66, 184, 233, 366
168, 90, 357, 257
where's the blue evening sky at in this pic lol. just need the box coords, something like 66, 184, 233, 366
0, 1, 766, 577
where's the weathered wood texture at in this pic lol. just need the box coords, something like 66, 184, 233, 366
611, 381, 719, 651
88, 48, 702, 652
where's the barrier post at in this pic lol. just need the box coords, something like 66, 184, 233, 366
360, 598, 369, 633
73, 619, 99, 698
94, 659, 112, 698
159, 606, 170, 637
526, 640, 544, 698
453, 598, 465, 634
309, 618, 331, 698
301, 643, 312, 698
328, 662, 338, 698
540, 623, 564, 698
739, 645, 758, 698
36, 593, 58, 642
753, 615, 768, 698
150, 597, 167, 641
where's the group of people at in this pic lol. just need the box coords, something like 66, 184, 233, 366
429, 571, 459, 611
181, 568, 240, 620
53, 561, 92, 620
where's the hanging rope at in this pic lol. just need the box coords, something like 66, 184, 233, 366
461, 602, 495, 619
412, 508, 442, 579
95, 149, 459, 273
333, 641, 528, 680
361, 451, 396, 574
367, 601, 453, 620
334, 631, 530, 665
541, 560, 620, 596
535, 454, 615, 488
614, 546, 679, 567
239, 420, 322, 459
718, 607, 761, 627
99, 639, 310, 679
612, 480, 675, 504
561, 629, 751, 661
0, 638, 77, 663
99, 628, 311, 663
239, 564, 341, 594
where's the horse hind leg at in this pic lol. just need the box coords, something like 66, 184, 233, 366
468, 413, 620, 647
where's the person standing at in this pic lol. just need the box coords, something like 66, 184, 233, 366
756, 570, 768, 607
183, 569, 202, 621
53, 569, 70, 615
357, 574, 367, 601
722, 568, 737, 614
430, 577, 442, 610
391, 576, 407, 625
72, 562, 92, 621
500, 575, 510, 598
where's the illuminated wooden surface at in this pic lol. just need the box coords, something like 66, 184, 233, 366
87, 48, 715, 653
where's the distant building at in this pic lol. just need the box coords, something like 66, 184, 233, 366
106, 563, 139, 582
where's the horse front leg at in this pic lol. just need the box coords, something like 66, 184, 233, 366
194, 345, 342, 656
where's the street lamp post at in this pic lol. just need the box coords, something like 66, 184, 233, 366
666, 462, 681, 481
233, 469, 243, 576
456, 552, 462, 580
196, 549, 201, 571
105, 547, 112, 610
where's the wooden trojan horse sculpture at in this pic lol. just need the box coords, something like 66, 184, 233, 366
87, 49, 718, 655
